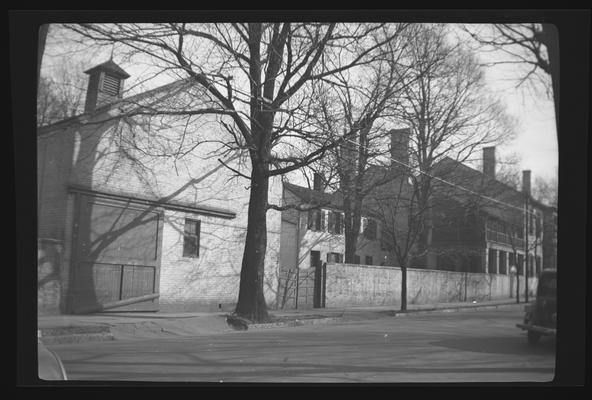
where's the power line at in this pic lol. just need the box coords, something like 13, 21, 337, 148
341, 137, 537, 216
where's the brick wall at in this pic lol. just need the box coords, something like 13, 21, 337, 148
325, 263, 538, 308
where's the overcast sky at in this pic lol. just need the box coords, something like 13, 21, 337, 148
41, 23, 559, 186
478, 49, 558, 185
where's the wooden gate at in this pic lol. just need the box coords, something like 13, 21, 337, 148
68, 193, 162, 314
277, 264, 326, 310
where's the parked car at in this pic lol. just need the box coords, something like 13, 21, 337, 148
516, 268, 556, 344
38, 332, 68, 380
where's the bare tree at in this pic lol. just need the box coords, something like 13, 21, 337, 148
37, 61, 87, 126
461, 23, 559, 134
60, 22, 402, 322
304, 24, 414, 263
38, 23, 49, 83
369, 170, 425, 311
394, 24, 515, 268
532, 175, 558, 208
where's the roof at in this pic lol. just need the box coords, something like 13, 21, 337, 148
84, 59, 131, 79
432, 156, 552, 222
283, 182, 343, 209
37, 77, 198, 133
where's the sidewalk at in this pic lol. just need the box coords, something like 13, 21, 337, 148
38, 298, 523, 345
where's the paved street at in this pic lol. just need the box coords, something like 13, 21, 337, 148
47, 305, 555, 383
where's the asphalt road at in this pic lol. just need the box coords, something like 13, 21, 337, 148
47, 304, 556, 383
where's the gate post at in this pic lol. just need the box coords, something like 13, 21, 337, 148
321, 262, 327, 308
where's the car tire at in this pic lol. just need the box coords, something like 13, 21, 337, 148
527, 330, 541, 345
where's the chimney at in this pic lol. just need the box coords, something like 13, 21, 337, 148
390, 128, 410, 169
483, 146, 496, 179
313, 172, 323, 192
84, 59, 130, 113
522, 170, 531, 196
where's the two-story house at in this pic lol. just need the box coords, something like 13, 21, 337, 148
430, 147, 550, 280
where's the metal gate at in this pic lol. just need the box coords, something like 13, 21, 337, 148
68, 193, 163, 314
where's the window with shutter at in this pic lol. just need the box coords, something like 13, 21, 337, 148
327, 211, 335, 233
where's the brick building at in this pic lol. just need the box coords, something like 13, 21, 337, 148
429, 147, 555, 281
275, 128, 556, 309
37, 60, 283, 315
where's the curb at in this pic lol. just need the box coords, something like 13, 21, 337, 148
40, 302, 519, 344
39, 326, 115, 345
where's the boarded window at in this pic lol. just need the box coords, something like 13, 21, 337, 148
365, 256, 373, 265
102, 73, 121, 96
183, 219, 200, 258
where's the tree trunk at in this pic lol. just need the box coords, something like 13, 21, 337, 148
542, 23, 560, 137
344, 198, 362, 264
400, 266, 407, 311
235, 167, 270, 322
344, 228, 359, 264
37, 24, 49, 84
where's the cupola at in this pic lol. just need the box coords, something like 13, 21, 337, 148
83, 59, 130, 113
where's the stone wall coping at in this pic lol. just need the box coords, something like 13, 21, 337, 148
325, 262, 530, 278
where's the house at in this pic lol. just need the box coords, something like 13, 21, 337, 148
276, 129, 413, 308
275, 126, 555, 309
37, 59, 283, 315
429, 146, 553, 280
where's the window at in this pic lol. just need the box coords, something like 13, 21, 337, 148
488, 249, 497, 273
354, 255, 360, 264
102, 73, 121, 96
335, 212, 343, 234
499, 251, 507, 274
183, 219, 201, 258
307, 209, 324, 231
516, 226, 524, 239
509, 252, 516, 269
365, 256, 373, 265
364, 218, 377, 240
327, 252, 343, 263
327, 211, 343, 234
535, 216, 542, 238
517, 254, 524, 275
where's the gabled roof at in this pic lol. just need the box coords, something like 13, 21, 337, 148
37, 77, 198, 133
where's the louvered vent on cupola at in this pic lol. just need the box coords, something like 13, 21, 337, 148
83, 59, 130, 113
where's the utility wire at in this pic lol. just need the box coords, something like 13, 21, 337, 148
341, 137, 537, 216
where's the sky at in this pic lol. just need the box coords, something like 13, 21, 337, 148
478, 50, 558, 185
40, 23, 559, 186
